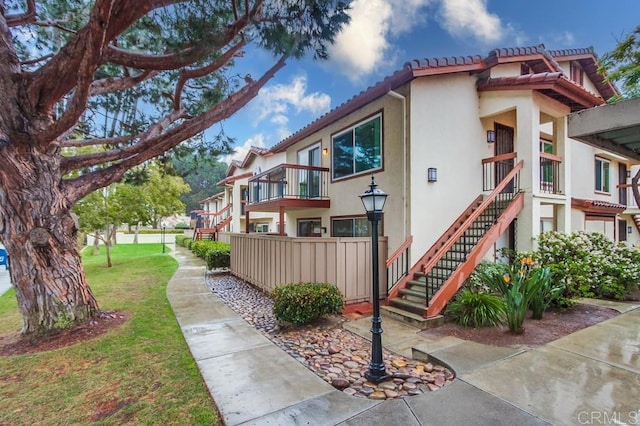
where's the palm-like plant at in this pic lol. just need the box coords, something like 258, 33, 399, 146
479, 258, 550, 334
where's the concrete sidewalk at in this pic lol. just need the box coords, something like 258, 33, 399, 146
167, 246, 640, 425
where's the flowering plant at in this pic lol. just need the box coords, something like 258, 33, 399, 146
536, 232, 640, 302
478, 257, 550, 334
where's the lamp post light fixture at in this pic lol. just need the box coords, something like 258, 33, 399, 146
359, 175, 390, 384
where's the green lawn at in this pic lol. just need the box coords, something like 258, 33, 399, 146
0, 244, 220, 425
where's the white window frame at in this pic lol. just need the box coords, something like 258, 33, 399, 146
595, 157, 611, 193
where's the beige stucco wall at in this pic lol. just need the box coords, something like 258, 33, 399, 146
227, 152, 286, 233
556, 60, 600, 96
408, 74, 490, 263
281, 90, 408, 254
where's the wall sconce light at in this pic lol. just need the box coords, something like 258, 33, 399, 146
628, 226, 633, 234
322, 148, 329, 155
427, 167, 438, 182
486, 129, 496, 143
627, 170, 632, 178
321, 227, 327, 234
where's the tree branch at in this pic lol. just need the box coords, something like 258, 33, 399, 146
64, 54, 287, 202
5, 0, 36, 27
61, 109, 185, 173
61, 134, 138, 148
90, 69, 158, 96
35, 0, 117, 145
174, 40, 245, 110
27, 0, 164, 116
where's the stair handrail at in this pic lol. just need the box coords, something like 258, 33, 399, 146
213, 203, 232, 222
420, 160, 523, 276
385, 236, 413, 268
385, 235, 413, 295
385, 195, 485, 301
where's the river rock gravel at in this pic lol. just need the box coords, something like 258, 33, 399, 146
205, 273, 454, 400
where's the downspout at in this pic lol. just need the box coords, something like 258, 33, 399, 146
387, 90, 407, 240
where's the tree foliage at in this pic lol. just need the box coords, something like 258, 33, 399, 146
0, 0, 350, 334
599, 25, 640, 101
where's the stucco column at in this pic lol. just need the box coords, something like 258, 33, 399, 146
556, 117, 572, 234
515, 101, 541, 253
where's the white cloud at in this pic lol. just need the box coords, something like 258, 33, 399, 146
329, 0, 431, 82
438, 0, 503, 44
550, 31, 576, 47
222, 134, 266, 165
250, 74, 330, 139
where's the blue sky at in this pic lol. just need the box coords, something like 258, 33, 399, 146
220, 0, 639, 163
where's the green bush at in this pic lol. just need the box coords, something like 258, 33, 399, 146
123, 229, 184, 234
205, 248, 230, 269
272, 283, 344, 326
466, 261, 508, 292
536, 232, 640, 302
187, 240, 230, 269
175, 235, 188, 246
174, 222, 190, 229
446, 289, 505, 327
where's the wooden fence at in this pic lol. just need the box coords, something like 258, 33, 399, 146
229, 233, 388, 304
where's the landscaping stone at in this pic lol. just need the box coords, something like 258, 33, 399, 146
206, 274, 455, 401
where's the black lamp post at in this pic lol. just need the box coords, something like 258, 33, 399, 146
161, 224, 166, 253
359, 175, 390, 384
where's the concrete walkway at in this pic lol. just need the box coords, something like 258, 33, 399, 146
167, 246, 640, 425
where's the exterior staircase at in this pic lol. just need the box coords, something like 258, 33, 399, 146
194, 204, 232, 241
384, 160, 524, 326
632, 214, 640, 234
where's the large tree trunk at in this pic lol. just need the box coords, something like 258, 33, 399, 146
0, 142, 100, 335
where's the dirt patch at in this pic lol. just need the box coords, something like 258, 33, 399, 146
419, 303, 619, 349
0, 310, 130, 356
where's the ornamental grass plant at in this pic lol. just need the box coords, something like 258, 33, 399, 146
446, 289, 506, 328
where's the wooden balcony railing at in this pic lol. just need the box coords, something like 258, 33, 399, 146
247, 163, 330, 205
540, 152, 562, 194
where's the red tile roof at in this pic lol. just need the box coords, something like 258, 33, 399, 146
268, 45, 618, 153
571, 197, 627, 214
477, 72, 605, 111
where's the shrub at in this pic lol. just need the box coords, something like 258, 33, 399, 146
446, 289, 505, 327
187, 240, 231, 269
205, 246, 230, 269
272, 283, 344, 326
174, 222, 190, 229
175, 235, 188, 246
466, 261, 508, 292
536, 232, 640, 302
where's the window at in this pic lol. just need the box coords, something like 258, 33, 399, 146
332, 114, 382, 180
297, 219, 322, 237
256, 224, 269, 233
331, 216, 382, 237
595, 157, 610, 193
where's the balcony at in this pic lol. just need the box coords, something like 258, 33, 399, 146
539, 152, 563, 194
246, 164, 330, 212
